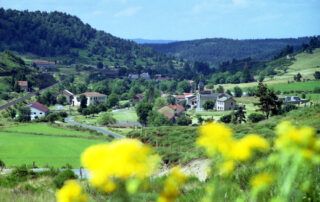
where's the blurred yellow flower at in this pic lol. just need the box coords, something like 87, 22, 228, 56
231, 134, 269, 161
158, 167, 187, 202
219, 160, 235, 175
81, 139, 160, 192
197, 123, 269, 162
197, 123, 234, 157
275, 121, 320, 163
56, 180, 87, 202
250, 172, 273, 190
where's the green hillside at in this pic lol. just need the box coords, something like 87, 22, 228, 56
222, 48, 320, 91
146, 37, 311, 66
0, 51, 27, 73
0, 8, 183, 73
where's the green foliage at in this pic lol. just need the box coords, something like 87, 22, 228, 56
177, 80, 191, 93
136, 102, 153, 125
233, 86, 243, 97
176, 115, 192, 126
0, 8, 185, 74
106, 94, 119, 108
282, 104, 298, 113
0, 159, 5, 170
17, 107, 31, 122
220, 114, 232, 123
314, 71, 320, 80
98, 112, 116, 126
203, 100, 215, 110
147, 38, 310, 66
256, 82, 282, 119
232, 106, 246, 124
248, 113, 266, 123
37, 91, 57, 106
53, 169, 77, 188
147, 111, 172, 126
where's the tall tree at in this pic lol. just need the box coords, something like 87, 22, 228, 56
255, 82, 282, 119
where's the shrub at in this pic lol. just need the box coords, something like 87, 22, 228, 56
53, 169, 77, 188
220, 114, 232, 123
248, 113, 266, 123
176, 115, 192, 126
98, 112, 116, 126
203, 100, 215, 110
282, 104, 298, 113
0, 159, 5, 171
313, 87, 320, 93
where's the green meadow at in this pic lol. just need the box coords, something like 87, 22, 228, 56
0, 123, 107, 167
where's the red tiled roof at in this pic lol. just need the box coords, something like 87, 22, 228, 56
158, 106, 175, 120
168, 104, 185, 114
18, 81, 28, 87
28, 102, 49, 113
81, 92, 106, 97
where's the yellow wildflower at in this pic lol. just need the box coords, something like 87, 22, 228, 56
231, 134, 269, 161
56, 180, 87, 202
219, 160, 235, 175
197, 122, 234, 157
158, 167, 187, 202
81, 139, 159, 192
250, 172, 274, 190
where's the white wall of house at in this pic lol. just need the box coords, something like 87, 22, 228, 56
216, 99, 236, 111
30, 107, 47, 120
72, 96, 107, 107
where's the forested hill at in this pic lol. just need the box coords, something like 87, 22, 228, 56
145, 37, 312, 66
0, 8, 180, 71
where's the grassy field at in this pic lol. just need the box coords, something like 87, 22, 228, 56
0, 123, 107, 167
269, 80, 320, 92
112, 108, 138, 122
129, 105, 320, 166
222, 49, 320, 90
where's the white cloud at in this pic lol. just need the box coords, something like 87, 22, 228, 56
114, 6, 142, 17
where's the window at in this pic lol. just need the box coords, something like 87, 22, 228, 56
34, 112, 36, 114
40, 113, 43, 115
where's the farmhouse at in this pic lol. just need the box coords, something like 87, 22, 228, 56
282, 96, 308, 105
158, 104, 185, 121
174, 93, 197, 108
72, 92, 107, 106
17, 80, 28, 91
196, 92, 236, 111
62, 90, 74, 104
32, 60, 56, 70
216, 95, 236, 111
27, 102, 49, 120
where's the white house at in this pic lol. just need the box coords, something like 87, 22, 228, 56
27, 102, 49, 120
72, 92, 107, 107
196, 92, 236, 111
63, 90, 74, 104
216, 96, 236, 111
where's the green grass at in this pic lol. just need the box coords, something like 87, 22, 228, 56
0, 132, 104, 168
0, 123, 107, 167
112, 108, 138, 122
269, 80, 320, 92
128, 105, 320, 166
222, 49, 320, 90
2, 123, 98, 138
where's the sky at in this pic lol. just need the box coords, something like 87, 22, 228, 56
1, 0, 320, 40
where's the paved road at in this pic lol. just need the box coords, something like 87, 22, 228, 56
65, 117, 124, 139
0, 83, 58, 111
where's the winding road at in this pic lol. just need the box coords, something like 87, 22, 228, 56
64, 117, 124, 139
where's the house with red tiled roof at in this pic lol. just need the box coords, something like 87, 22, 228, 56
72, 92, 107, 107
17, 81, 28, 92
27, 102, 49, 120
158, 104, 185, 121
